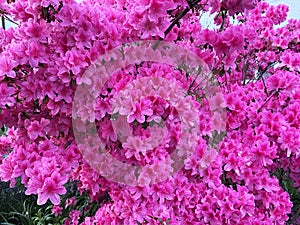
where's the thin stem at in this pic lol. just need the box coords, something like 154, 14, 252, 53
153, 0, 202, 50
165, 0, 202, 38
164, 6, 190, 38
1, 16, 5, 30
257, 90, 278, 113
218, 10, 227, 32
4, 15, 18, 25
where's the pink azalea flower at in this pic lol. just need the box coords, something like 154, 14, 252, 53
127, 98, 153, 123
52, 205, 63, 216
37, 171, 68, 205
0, 54, 16, 78
0, 83, 15, 108
26, 118, 50, 140
65, 197, 77, 208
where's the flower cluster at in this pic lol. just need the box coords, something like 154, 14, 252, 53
0, 0, 300, 224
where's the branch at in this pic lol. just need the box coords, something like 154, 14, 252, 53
164, 0, 202, 38
242, 59, 248, 86
0, 8, 19, 26
3, 15, 18, 25
257, 89, 281, 113
153, 0, 201, 50
256, 62, 277, 96
1, 16, 5, 30
218, 10, 227, 32
164, 7, 189, 37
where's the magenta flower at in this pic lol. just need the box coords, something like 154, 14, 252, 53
26, 119, 50, 140
52, 205, 63, 216
223, 0, 255, 16
127, 98, 153, 123
37, 171, 68, 205
0, 54, 16, 78
65, 197, 77, 208
0, 83, 15, 108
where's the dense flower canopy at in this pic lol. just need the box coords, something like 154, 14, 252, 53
0, 0, 300, 224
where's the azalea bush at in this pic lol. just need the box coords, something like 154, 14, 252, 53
0, 0, 300, 224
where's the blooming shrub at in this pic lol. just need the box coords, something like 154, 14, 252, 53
0, 0, 300, 224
